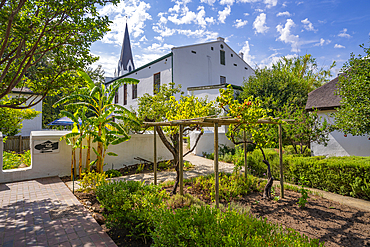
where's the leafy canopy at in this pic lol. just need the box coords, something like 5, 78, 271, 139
0, 0, 119, 109
334, 42, 370, 136
241, 54, 334, 113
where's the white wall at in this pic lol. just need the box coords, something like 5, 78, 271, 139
8, 93, 43, 136
116, 55, 172, 110
173, 40, 254, 89
311, 110, 370, 156
0, 131, 172, 183
190, 130, 235, 156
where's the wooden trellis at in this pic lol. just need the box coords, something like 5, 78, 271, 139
144, 117, 293, 208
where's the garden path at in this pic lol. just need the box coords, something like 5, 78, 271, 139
66, 153, 370, 213
0, 176, 117, 247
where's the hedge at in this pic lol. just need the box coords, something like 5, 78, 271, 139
246, 149, 370, 200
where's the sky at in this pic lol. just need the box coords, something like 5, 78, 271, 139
90, 0, 370, 79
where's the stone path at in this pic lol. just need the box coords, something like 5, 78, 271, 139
0, 176, 116, 247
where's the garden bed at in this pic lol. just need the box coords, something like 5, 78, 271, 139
70, 176, 370, 247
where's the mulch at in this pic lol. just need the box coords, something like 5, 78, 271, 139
71, 183, 370, 247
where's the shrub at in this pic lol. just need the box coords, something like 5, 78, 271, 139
193, 172, 264, 202
96, 180, 169, 241
105, 169, 121, 178
150, 205, 323, 247
3, 150, 31, 170
79, 170, 108, 192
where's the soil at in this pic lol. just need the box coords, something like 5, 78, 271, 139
71, 183, 370, 247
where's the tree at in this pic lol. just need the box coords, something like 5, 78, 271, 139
0, 96, 40, 136
56, 71, 140, 173
217, 85, 280, 199
334, 42, 370, 136
0, 0, 119, 109
241, 54, 335, 114
274, 104, 330, 154
137, 83, 218, 194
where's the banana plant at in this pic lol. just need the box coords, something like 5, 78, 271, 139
60, 117, 80, 180
55, 71, 140, 173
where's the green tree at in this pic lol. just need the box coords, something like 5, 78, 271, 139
241, 54, 335, 113
334, 42, 370, 136
0, 96, 40, 136
0, 0, 119, 109
56, 71, 140, 173
217, 85, 280, 199
274, 105, 330, 154
137, 83, 218, 194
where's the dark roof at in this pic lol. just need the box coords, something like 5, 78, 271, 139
117, 23, 135, 75
11, 87, 37, 95
305, 77, 342, 111
187, 83, 242, 91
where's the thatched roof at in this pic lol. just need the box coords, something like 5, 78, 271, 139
305, 77, 342, 111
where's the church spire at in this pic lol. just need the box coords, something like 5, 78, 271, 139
117, 22, 135, 77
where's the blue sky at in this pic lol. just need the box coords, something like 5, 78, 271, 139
91, 0, 370, 79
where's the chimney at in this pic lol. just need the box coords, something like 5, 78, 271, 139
217, 37, 225, 42
239, 52, 244, 60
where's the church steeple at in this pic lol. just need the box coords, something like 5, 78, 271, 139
117, 22, 135, 77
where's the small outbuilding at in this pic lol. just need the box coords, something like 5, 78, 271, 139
306, 77, 370, 156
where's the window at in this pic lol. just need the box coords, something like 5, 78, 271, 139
220, 76, 226, 84
124, 84, 127, 105
191, 50, 196, 54
132, 84, 137, 99
114, 91, 118, 104
153, 72, 160, 94
233, 63, 237, 66
211, 47, 214, 50
220, 50, 225, 65
231, 54, 233, 57
220, 44, 224, 49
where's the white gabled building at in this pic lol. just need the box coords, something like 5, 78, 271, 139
105, 25, 255, 110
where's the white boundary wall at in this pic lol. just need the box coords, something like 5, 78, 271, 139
0, 131, 172, 183
311, 110, 370, 156
190, 130, 234, 156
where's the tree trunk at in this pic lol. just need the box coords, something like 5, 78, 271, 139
170, 133, 180, 194
86, 135, 91, 172
79, 145, 82, 178
263, 159, 274, 200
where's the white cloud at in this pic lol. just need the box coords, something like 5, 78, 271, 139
253, 13, 269, 34
276, 11, 291, 17
139, 36, 148, 42
314, 38, 331, 46
218, 6, 231, 23
276, 19, 300, 52
90, 52, 119, 77
264, 0, 277, 8
239, 41, 255, 65
152, 25, 176, 37
177, 29, 219, 42
154, 36, 164, 42
220, 0, 235, 5
200, 0, 216, 5
255, 8, 264, 12
99, 0, 152, 45
334, 44, 345, 49
234, 19, 248, 28
244, 13, 250, 16
301, 18, 317, 32
258, 53, 297, 69
338, 28, 352, 38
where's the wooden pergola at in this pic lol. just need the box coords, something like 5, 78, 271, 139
144, 116, 293, 208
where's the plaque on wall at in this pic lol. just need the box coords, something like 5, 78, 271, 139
34, 140, 60, 154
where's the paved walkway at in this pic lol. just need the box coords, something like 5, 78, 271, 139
0, 176, 116, 247
66, 153, 370, 213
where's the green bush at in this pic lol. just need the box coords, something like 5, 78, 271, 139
151, 205, 322, 247
193, 172, 264, 202
105, 169, 121, 178
96, 180, 169, 241
3, 150, 31, 170
79, 170, 108, 192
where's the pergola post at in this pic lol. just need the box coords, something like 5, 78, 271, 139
179, 124, 184, 196
154, 126, 157, 185
243, 130, 248, 178
214, 123, 219, 208
278, 123, 284, 198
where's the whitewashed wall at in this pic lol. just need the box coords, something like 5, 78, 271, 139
311, 110, 370, 156
173, 40, 254, 89
190, 130, 234, 156
8, 93, 43, 136
0, 131, 172, 183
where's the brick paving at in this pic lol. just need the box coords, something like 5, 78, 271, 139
0, 176, 116, 247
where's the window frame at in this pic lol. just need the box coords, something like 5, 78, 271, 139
220, 50, 225, 65
153, 72, 160, 94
